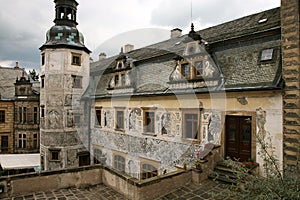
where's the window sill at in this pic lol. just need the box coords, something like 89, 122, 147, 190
115, 129, 125, 133
142, 133, 157, 137
49, 160, 61, 162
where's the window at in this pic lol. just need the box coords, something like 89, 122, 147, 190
34, 107, 38, 124
72, 75, 82, 88
72, 54, 81, 65
94, 148, 105, 164
0, 111, 5, 123
33, 134, 38, 149
181, 63, 190, 78
23, 107, 27, 124
260, 49, 274, 61
41, 53, 45, 65
121, 74, 126, 86
18, 134, 27, 149
194, 61, 203, 76
50, 150, 60, 161
114, 75, 120, 86
1, 136, 8, 152
144, 111, 155, 133
78, 152, 90, 167
141, 164, 158, 180
114, 155, 125, 172
41, 75, 45, 88
41, 105, 45, 118
183, 113, 199, 139
74, 114, 81, 126
95, 108, 101, 126
116, 110, 124, 130
19, 107, 22, 123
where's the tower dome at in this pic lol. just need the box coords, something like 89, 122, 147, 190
40, 0, 90, 53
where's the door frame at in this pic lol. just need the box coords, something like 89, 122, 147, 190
221, 111, 257, 162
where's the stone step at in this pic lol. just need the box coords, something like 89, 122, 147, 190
208, 172, 237, 184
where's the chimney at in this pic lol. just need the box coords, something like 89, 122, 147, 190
99, 52, 107, 60
15, 61, 19, 69
124, 44, 134, 53
171, 28, 182, 39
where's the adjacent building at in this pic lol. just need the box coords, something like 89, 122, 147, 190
0, 64, 40, 154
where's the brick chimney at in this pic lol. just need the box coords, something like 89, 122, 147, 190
124, 44, 134, 53
15, 61, 19, 69
281, 0, 300, 169
99, 52, 107, 60
171, 28, 182, 39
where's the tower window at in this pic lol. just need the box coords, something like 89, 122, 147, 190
72, 75, 82, 88
41, 53, 45, 65
72, 53, 81, 65
41, 75, 45, 88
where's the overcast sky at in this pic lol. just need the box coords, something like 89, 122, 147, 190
0, 0, 280, 72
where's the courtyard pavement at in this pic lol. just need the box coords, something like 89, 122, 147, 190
8, 179, 231, 200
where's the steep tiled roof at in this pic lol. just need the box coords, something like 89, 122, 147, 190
90, 7, 282, 97
0, 67, 29, 100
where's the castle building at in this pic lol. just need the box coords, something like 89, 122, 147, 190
40, 0, 300, 178
39, 0, 91, 170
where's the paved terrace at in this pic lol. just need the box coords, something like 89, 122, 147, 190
7, 180, 230, 200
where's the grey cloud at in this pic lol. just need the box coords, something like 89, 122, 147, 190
150, 0, 280, 30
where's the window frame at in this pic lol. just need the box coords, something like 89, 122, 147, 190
41, 75, 45, 88
33, 134, 38, 149
0, 110, 5, 123
71, 53, 81, 66
95, 107, 102, 127
142, 108, 157, 134
113, 154, 126, 173
182, 109, 200, 141
115, 107, 125, 131
41, 53, 45, 66
18, 133, 27, 149
34, 107, 38, 124
49, 149, 61, 161
1, 135, 9, 152
72, 75, 83, 88
140, 157, 160, 180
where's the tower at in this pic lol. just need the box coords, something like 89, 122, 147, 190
39, 0, 91, 170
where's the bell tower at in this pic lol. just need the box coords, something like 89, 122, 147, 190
39, 0, 91, 170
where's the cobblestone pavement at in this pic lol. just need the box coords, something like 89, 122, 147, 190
8, 180, 230, 200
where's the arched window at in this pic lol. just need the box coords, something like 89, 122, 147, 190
141, 164, 158, 180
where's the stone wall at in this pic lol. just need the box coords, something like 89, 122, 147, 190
281, 0, 300, 169
0, 166, 102, 199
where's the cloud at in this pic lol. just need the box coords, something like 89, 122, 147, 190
92, 28, 169, 60
150, 0, 280, 30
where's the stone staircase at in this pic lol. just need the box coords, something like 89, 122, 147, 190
208, 161, 239, 184
209, 160, 259, 185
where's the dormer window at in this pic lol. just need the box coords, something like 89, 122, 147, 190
260, 49, 274, 61
181, 63, 190, 78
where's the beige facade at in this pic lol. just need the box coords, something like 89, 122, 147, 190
0, 100, 14, 154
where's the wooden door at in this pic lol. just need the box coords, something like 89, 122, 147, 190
225, 116, 252, 162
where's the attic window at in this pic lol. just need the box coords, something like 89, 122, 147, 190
260, 49, 274, 61
258, 18, 268, 24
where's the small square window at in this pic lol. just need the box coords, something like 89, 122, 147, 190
50, 150, 60, 161
72, 54, 81, 65
260, 49, 274, 61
